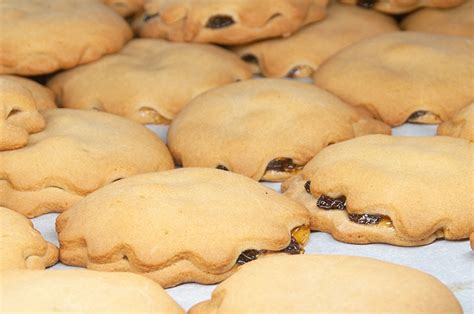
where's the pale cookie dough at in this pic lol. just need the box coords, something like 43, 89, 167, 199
190, 255, 462, 313
0, 0, 132, 75
282, 135, 473, 246
234, 3, 399, 78
0, 109, 174, 218
133, 0, 328, 45
402, 0, 474, 37
339, 0, 465, 14
437, 103, 473, 142
48, 39, 252, 124
103, 0, 144, 17
314, 32, 474, 126
0, 75, 56, 151
168, 79, 390, 182
57, 168, 311, 288
1, 270, 184, 313
0, 207, 58, 270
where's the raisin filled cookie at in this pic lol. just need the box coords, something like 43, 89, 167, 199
314, 32, 474, 126
190, 255, 462, 313
0, 109, 174, 218
234, 3, 398, 78
1, 270, 184, 313
282, 135, 473, 246
168, 79, 390, 182
103, 0, 144, 17
57, 168, 311, 288
48, 39, 251, 124
437, 103, 473, 142
0, 0, 132, 75
0, 207, 58, 271
133, 0, 328, 45
0, 75, 56, 151
339, 0, 465, 14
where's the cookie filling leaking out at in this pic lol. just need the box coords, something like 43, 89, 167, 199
241, 54, 259, 65
357, 0, 377, 8
287, 65, 313, 78
205, 15, 235, 29
406, 111, 442, 124
216, 164, 229, 171
265, 158, 303, 174
236, 226, 310, 265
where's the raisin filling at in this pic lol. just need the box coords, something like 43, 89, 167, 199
241, 54, 259, 65
216, 165, 229, 171
205, 15, 235, 29
406, 111, 442, 124
357, 0, 377, 8
236, 249, 260, 265
143, 13, 159, 22
317, 195, 346, 210
304, 181, 311, 194
265, 158, 303, 173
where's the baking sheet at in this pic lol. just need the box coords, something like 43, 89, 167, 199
32, 123, 473, 313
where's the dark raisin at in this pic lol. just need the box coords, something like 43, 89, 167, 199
283, 237, 303, 255
241, 54, 259, 64
304, 181, 311, 194
407, 111, 428, 123
357, 0, 377, 8
348, 213, 382, 225
143, 13, 159, 22
317, 195, 346, 210
205, 15, 235, 29
236, 249, 261, 265
266, 158, 301, 172
216, 165, 229, 171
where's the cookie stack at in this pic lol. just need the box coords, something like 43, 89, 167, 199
1, 0, 472, 312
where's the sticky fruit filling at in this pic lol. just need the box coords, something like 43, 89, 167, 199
265, 158, 303, 174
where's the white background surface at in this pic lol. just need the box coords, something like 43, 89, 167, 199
32, 123, 473, 313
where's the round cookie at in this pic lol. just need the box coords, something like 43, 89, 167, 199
437, 103, 473, 142
103, 0, 144, 17
0, 75, 56, 151
314, 32, 474, 126
282, 135, 473, 246
133, 0, 328, 45
0, 207, 58, 271
234, 3, 399, 78
0, 109, 174, 218
1, 270, 184, 313
339, 0, 465, 14
56, 168, 311, 288
48, 39, 252, 125
168, 79, 390, 182
190, 255, 462, 313
0, 0, 133, 75
402, 0, 474, 37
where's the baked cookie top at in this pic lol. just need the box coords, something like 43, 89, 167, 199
401, 0, 474, 37
234, 3, 399, 78
133, 0, 328, 45
103, 0, 144, 17
282, 135, 473, 246
48, 39, 252, 125
190, 254, 462, 313
57, 168, 310, 288
1, 270, 184, 313
339, 0, 465, 14
0, 75, 56, 151
314, 32, 474, 126
0, 0, 132, 75
437, 103, 473, 142
0, 207, 58, 271
0, 109, 174, 218
168, 79, 390, 182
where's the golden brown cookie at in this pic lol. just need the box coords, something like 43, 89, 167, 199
0, 0, 132, 75
168, 79, 390, 182
402, 0, 474, 37
48, 39, 252, 125
1, 270, 185, 313
437, 103, 473, 142
0, 109, 174, 218
282, 135, 473, 246
314, 32, 474, 126
103, 0, 144, 17
339, 0, 465, 14
57, 168, 311, 288
234, 3, 399, 78
190, 255, 462, 313
133, 0, 328, 45
470, 233, 474, 250
0, 75, 56, 151
0, 207, 58, 270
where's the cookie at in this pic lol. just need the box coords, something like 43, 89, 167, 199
190, 254, 462, 313
168, 79, 390, 182
0, 75, 56, 151
0, 109, 174, 218
437, 103, 473, 142
103, 0, 144, 17
282, 135, 473, 246
48, 39, 252, 125
0, 0, 132, 75
339, 0, 465, 14
314, 32, 474, 126
132, 0, 328, 45
0, 207, 58, 271
1, 270, 184, 313
57, 168, 311, 288
402, 0, 474, 37
234, 3, 398, 78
